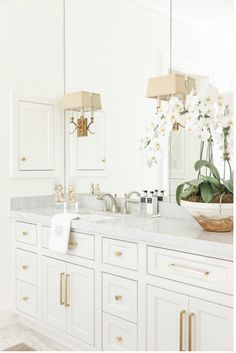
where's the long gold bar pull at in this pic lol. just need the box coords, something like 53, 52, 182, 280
188, 313, 194, 351
65, 274, 70, 307
179, 310, 186, 351
60, 272, 65, 305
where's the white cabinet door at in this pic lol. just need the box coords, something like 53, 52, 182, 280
66, 263, 94, 345
189, 298, 233, 351
42, 257, 66, 332
147, 285, 188, 351
18, 101, 55, 171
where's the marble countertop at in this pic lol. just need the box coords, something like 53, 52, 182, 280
10, 206, 233, 261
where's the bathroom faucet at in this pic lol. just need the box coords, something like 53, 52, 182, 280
98, 193, 120, 213
123, 191, 141, 214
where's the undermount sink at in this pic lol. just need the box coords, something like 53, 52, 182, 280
77, 213, 116, 222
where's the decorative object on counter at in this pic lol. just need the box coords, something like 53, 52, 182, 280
54, 184, 65, 204
62, 91, 102, 137
176, 160, 233, 232
67, 185, 76, 203
94, 183, 101, 197
90, 182, 95, 195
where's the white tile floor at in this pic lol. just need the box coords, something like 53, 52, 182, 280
0, 323, 69, 351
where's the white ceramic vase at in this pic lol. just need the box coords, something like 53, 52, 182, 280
181, 200, 233, 232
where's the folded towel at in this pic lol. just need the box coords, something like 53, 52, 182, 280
49, 213, 79, 253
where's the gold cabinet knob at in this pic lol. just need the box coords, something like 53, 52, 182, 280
22, 231, 28, 236
101, 158, 106, 162
22, 296, 28, 301
115, 336, 122, 343
21, 157, 27, 161
22, 265, 29, 270
114, 295, 122, 301
115, 251, 122, 257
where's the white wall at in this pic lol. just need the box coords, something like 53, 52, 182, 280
0, 0, 64, 312
65, 0, 170, 196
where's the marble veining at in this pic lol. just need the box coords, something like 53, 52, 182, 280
0, 323, 69, 351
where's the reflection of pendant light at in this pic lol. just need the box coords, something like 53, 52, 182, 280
146, 0, 195, 107
62, 91, 102, 137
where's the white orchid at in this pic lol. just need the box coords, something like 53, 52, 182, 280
141, 85, 233, 168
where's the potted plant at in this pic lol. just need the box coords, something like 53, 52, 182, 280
141, 86, 233, 232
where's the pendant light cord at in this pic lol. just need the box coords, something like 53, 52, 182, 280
169, 0, 172, 74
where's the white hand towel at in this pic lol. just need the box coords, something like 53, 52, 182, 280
49, 213, 79, 253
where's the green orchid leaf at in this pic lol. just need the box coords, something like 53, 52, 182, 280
194, 160, 220, 181
176, 183, 185, 206
224, 179, 233, 193
200, 182, 214, 203
181, 185, 197, 199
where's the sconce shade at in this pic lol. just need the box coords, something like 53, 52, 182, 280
62, 91, 102, 112
146, 73, 195, 100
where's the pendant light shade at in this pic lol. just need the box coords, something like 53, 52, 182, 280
146, 73, 196, 101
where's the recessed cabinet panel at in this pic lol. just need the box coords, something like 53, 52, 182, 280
189, 297, 233, 351
70, 111, 105, 175
18, 101, 55, 171
147, 285, 188, 351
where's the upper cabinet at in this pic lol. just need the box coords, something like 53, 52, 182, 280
11, 94, 64, 178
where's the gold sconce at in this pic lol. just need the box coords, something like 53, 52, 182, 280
62, 91, 102, 137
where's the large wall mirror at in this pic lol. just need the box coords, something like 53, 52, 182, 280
64, 0, 233, 200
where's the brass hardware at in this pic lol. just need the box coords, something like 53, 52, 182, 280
188, 313, 194, 351
60, 272, 65, 305
68, 241, 78, 247
114, 295, 122, 301
22, 265, 28, 270
101, 159, 106, 162
22, 296, 28, 301
21, 157, 26, 161
168, 263, 209, 276
22, 231, 28, 236
70, 117, 95, 137
179, 310, 186, 351
115, 251, 122, 257
65, 274, 70, 307
115, 336, 122, 343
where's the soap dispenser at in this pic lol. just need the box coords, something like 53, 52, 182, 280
146, 191, 154, 215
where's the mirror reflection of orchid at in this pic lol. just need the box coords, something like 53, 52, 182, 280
141, 85, 233, 180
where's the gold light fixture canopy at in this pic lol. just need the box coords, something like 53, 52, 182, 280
62, 91, 102, 137
62, 91, 102, 112
146, 73, 196, 101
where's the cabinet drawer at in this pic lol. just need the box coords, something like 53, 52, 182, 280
16, 222, 37, 245
103, 273, 137, 323
16, 280, 37, 318
42, 226, 94, 260
147, 246, 233, 294
103, 313, 137, 351
102, 238, 138, 270
16, 249, 37, 285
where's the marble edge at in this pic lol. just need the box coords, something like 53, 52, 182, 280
10, 209, 233, 261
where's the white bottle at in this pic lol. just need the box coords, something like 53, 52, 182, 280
146, 191, 154, 215
140, 190, 147, 215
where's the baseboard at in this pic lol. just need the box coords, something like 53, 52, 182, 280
0, 306, 18, 328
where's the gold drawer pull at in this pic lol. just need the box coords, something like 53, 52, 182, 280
65, 274, 70, 307
188, 313, 194, 351
115, 336, 122, 343
69, 241, 78, 247
60, 272, 65, 305
115, 251, 122, 257
179, 310, 186, 351
22, 231, 28, 236
21, 157, 27, 161
22, 265, 29, 270
22, 296, 28, 301
114, 295, 122, 301
168, 263, 209, 276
